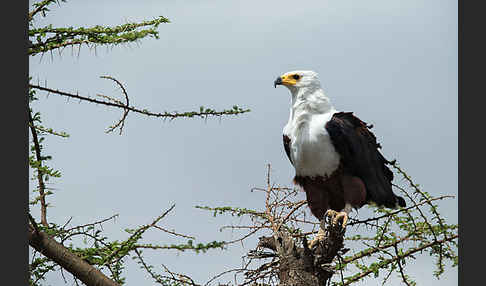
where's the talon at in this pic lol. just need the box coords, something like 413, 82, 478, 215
325, 210, 348, 229
333, 212, 348, 229
325, 209, 338, 223
324, 209, 338, 225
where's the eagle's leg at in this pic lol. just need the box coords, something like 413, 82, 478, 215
308, 223, 326, 249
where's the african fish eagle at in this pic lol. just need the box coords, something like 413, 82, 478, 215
274, 70, 405, 246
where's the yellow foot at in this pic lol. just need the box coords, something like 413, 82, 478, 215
308, 226, 326, 249
325, 209, 348, 229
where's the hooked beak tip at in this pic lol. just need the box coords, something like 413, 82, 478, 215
274, 77, 282, 88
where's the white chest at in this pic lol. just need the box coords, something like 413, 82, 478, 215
283, 112, 341, 177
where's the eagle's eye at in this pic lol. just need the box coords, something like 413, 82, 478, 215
292, 74, 301, 80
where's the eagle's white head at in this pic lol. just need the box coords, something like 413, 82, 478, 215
275, 70, 333, 114
274, 70, 321, 92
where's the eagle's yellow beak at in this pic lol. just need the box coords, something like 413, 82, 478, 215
274, 74, 299, 88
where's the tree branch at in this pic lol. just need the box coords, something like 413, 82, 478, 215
29, 84, 250, 121
29, 110, 49, 227
346, 195, 454, 226
29, 224, 119, 286
29, 0, 59, 21
342, 234, 458, 285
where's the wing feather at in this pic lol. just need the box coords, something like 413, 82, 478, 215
283, 134, 293, 164
325, 112, 405, 208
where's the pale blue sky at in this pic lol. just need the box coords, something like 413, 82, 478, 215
29, 0, 457, 285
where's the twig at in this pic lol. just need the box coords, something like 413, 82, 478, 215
347, 195, 454, 226
394, 244, 411, 286
205, 268, 247, 286
100, 76, 130, 134
343, 233, 414, 264
161, 264, 199, 286
61, 214, 119, 234
392, 163, 448, 274
342, 234, 458, 286
276, 200, 306, 231
102, 205, 175, 266
28, 0, 57, 21
264, 165, 277, 231
152, 225, 195, 240
224, 227, 263, 246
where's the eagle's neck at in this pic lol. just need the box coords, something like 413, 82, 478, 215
288, 86, 335, 125
284, 85, 340, 178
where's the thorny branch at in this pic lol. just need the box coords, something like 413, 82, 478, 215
29, 203, 213, 286
346, 195, 454, 226
61, 214, 119, 234
200, 163, 458, 286
391, 162, 449, 274
29, 110, 49, 227
29, 82, 250, 135
29, 0, 60, 21
28, 2, 247, 285
102, 204, 176, 267
341, 234, 457, 286
29, 14, 170, 56
29, 223, 120, 286
394, 243, 411, 286
133, 249, 200, 286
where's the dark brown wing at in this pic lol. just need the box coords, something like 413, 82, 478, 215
325, 112, 405, 208
283, 134, 293, 164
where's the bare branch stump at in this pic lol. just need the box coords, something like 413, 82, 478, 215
256, 222, 345, 286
